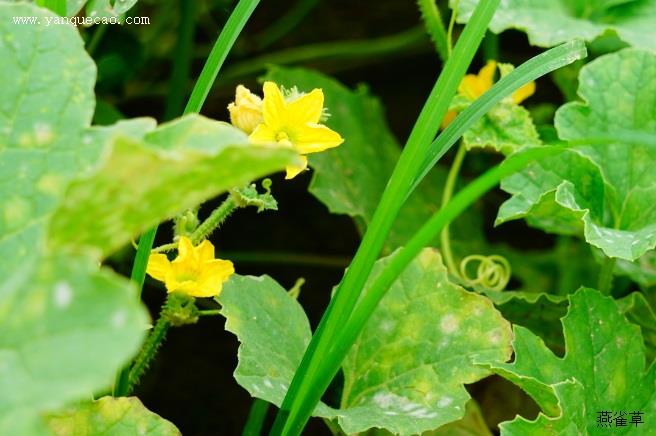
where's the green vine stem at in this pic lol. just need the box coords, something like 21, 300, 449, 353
152, 196, 237, 253
439, 142, 467, 276
114, 0, 261, 398
597, 256, 617, 295
417, 0, 449, 62
125, 299, 173, 395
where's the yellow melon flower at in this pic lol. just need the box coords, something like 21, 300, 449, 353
442, 60, 536, 128
228, 85, 264, 134
146, 236, 234, 298
248, 81, 344, 179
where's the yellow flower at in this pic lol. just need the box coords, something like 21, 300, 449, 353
228, 85, 264, 134
146, 236, 234, 298
249, 81, 344, 179
442, 60, 536, 128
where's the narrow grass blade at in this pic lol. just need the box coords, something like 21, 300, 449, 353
271, 1, 501, 434
408, 39, 587, 195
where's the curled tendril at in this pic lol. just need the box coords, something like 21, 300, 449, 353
262, 177, 273, 194
458, 254, 511, 292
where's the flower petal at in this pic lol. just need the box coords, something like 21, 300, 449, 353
287, 88, 324, 125
249, 123, 278, 144
459, 60, 497, 100
292, 123, 344, 154
146, 253, 170, 282
176, 236, 195, 259
196, 239, 215, 262
262, 81, 287, 129
197, 259, 235, 297
512, 81, 536, 104
285, 155, 308, 179
441, 110, 458, 130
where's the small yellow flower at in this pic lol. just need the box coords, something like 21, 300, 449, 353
249, 81, 344, 179
228, 85, 264, 134
442, 60, 536, 128
146, 236, 234, 298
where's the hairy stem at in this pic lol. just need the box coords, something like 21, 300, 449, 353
125, 298, 173, 395
152, 196, 237, 253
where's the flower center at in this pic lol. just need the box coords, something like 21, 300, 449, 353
275, 131, 291, 143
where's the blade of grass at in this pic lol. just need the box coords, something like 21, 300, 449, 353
253, 0, 320, 50
220, 27, 428, 82
113, 0, 261, 397
243, 399, 271, 436
271, 1, 500, 434
184, 0, 260, 114
164, 0, 197, 120
408, 39, 588, 195
417, 0, 449, 61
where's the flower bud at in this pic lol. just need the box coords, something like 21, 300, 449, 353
228, 85, 264, 134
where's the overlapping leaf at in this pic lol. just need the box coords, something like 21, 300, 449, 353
0, 255, 149, 434
47, 396, 180, 435
219, 249, 512, 435
480, 288, 656, 434
497, 49, 656, 261
453, 0, 656, 50
48, 115, 297, 257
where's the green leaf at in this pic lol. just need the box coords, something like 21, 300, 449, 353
361, 399, 493, 436
453, 0, 656, 50
0, 255, 149, 433
48, 114, 298, 257
262, 66, 482, 251
47, 396, 180, 435
480, 288, 656, 434
220, 249, 512, 435
497, 49, 656, 261
482, 290, 568, 355
462, 101, 541, 155
338, 248, 512, 435
0, 1, 97, 275
218, 274, 335, 417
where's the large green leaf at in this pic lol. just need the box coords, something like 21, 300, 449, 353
497, 49, 656, 261
0, 255, 149, 434
219, 249, 512, 434
480, 288, 656, 434
262, 66, 482, 252
48, 115, 298, 257
218, 274, 335, 417
338, 249, 512, 435
47, 396, 180, 435
462, 101, 541, 155
453, 0, 656, 50
0, 1, 97, 276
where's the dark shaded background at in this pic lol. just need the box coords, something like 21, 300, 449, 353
96, 0, 557, 433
